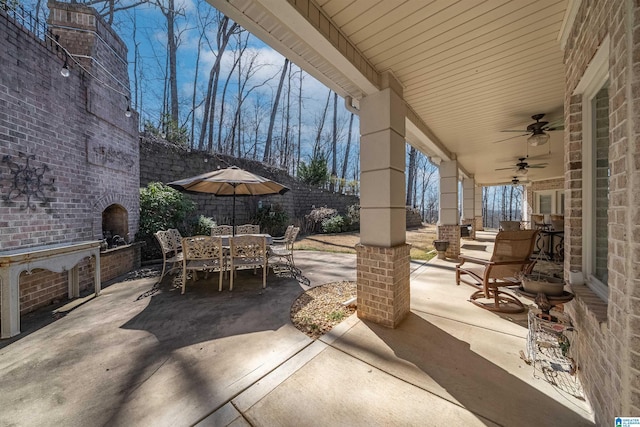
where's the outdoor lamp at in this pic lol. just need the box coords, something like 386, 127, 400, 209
527, 130, 549, 146
125, 105, 132, 118
60, 57, 70, 77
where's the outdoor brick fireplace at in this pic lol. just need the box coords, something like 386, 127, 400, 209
102, 204, 129, 248
0, 1, 140, 326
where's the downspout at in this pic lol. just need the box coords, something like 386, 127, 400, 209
344, 96, 359, 115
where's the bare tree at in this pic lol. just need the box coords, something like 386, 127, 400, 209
198, 15, 239, 151
188, 5, 214, 148
328, 92, 338, 191
217, 40, 242, 153
151, 0, 182, 126
296, 67, 303, 175
82, 0, 148, 25
340, 112, 354, 192
406, 146, 417, 206
226, 39, 275, 157
263, 57, 289, 163
312, 89, 332, 159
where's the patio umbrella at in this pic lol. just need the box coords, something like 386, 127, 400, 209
167, 166, 290, 234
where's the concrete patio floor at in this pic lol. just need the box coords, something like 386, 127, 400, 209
0, 230, 594, 426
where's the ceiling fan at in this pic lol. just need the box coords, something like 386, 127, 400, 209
510, 176, 530, 186
495, 157, 548, 175
494, 113, 564, 146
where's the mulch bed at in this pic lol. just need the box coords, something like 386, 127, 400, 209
290, 281, 357, 339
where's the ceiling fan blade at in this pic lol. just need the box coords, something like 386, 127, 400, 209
492, 133, 529, 144
545, 119, 565, 130
500, 129, 529, 132
495, 166, 517, 171
528, 163, 548, 168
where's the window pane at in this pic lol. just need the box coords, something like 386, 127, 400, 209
593, 86, 609, 285
558, 192, 565, 214
539, 195, 552, 214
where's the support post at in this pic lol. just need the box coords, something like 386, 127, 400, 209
438, 159, 460, 258
357, 72, 410, 328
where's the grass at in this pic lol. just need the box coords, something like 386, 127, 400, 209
294, 225, 438, 261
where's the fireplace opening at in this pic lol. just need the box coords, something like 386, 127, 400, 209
102, 204, 129, 249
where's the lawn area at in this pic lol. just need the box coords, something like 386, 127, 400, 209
294, 224, 438, 261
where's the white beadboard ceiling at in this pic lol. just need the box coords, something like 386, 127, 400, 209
209, 0, 569, 186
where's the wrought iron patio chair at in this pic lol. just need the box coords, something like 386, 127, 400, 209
235, 224, 260, 235
268, 226, 300, 275
181, 235, 226, 293
271, 225, 294, 245
154, 230, 184, 281
456, 229, 539, 313
166, 228, 183, 252
211, 225, 234, 236
229, 235, 268, 291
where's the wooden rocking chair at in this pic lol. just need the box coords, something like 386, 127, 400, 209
456, 229, 539, 313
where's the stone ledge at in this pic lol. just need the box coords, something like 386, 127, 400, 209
568, 283, 608, 325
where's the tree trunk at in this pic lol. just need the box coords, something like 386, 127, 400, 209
313, 89, 332, 160
330, 92, 338, 192
198, 16, 237, 151
406, 146, 417, 206
296, 68, 303, 176
341, 112, 354, 191
167, 0, 179, 125
283, 64, 292, 172
264, 57, 289, 163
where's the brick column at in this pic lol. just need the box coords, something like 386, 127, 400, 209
358, 72, 410, 328
437, 224, 460, 259
356, 244, 411, 328
438, 159, 460, 258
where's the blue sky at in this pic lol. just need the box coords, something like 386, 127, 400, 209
109, 0, 357, 160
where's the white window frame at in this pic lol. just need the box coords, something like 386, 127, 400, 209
535, 190, 558, 214
573, 35, 610, 302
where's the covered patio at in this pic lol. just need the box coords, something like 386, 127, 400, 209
204, 1, 640, 423
0, 237, 593, 426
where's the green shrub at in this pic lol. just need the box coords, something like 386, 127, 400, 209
321, 215, 344, 233
136, 182, 195, 260
254, 203, 289, 236
188, 215, 216, 236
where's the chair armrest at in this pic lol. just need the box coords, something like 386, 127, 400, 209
457, 255, 494, 267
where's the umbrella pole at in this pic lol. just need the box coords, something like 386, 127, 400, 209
232, 187, 236, 236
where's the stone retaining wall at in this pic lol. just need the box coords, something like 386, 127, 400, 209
140, 138, 360, 228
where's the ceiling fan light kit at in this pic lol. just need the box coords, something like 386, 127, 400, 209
516, 167, 529, 176
527, 131, 550, 146
496, 113, 560, 146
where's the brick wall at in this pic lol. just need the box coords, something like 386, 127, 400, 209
0, 2, 139, 250
100, 242, 142, 283
19, 260, 94, 314
355, 243, 410, 328
436, 224, 460, 259
0, 3, 139, 322
562, 0, 640, 422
